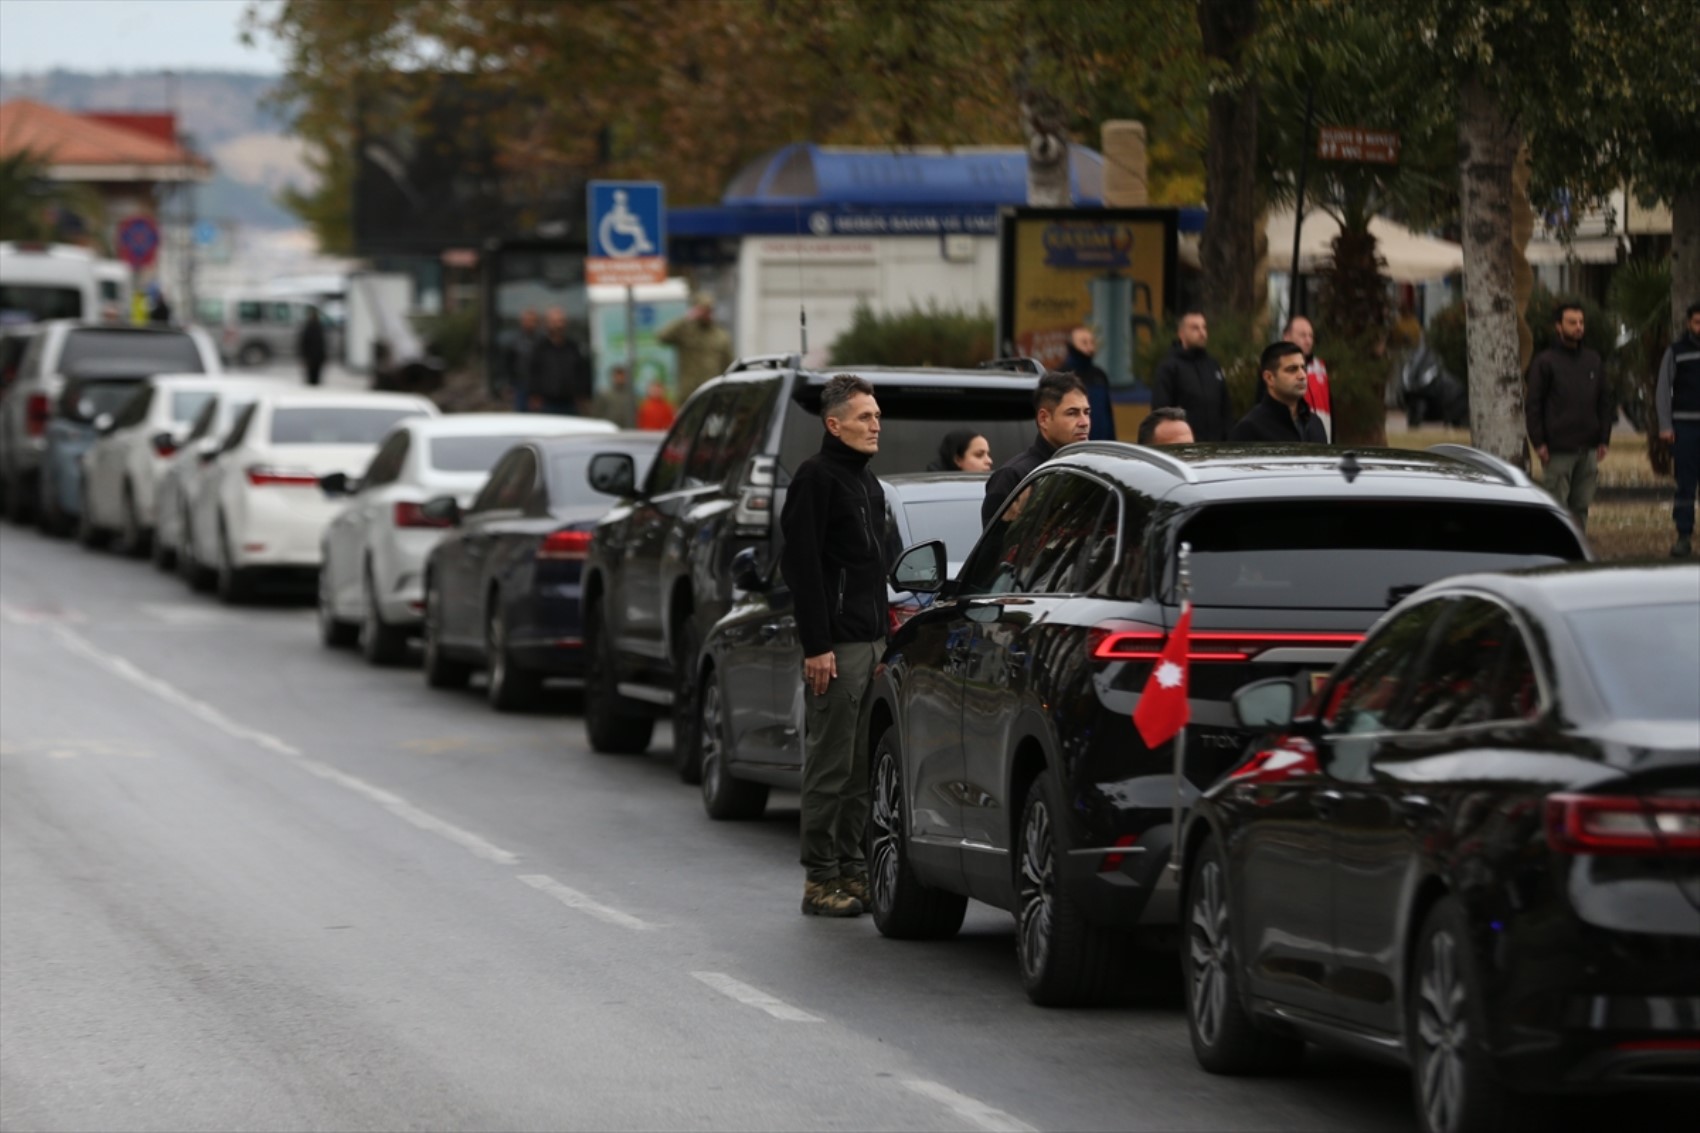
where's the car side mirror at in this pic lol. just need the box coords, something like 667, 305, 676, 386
196, 436, 221, 463
891, 540, 946, 594
731, 546, 768, 592
1232, 677, 1298, 730
420, 495, 460, 526
587, 452, 636, 497
94, 413, 116, 435
319, 471, 354, 496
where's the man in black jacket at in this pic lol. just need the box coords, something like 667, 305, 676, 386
1230, 341, 1329, 443
529, 308, 591, 414
779, 374, 889, 918
982, 370, 1091, 526
1655, 300, 1700, 556
1152, 311, 1233, 441
298, 306, 327, 387
1060, 325, 1115, 441
1526, 301, 1612, 528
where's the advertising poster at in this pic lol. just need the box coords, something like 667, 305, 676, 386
591, 295, 688, 398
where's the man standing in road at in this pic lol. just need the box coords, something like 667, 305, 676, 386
1655, 300, 1700, 557
658, 290, 733, 403
779, 374, 889, 918
298, 306, 327, 387
1230, 342, 1329, 443
1060, 324, 1116, 441
982, 370, 1092, 526
1526, 301, 1612, 529
528, 308, 591, 415
1152, 311, 1232, 441
1283, 315, 1332, 441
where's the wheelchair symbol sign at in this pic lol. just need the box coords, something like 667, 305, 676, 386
588, 181, 667, 285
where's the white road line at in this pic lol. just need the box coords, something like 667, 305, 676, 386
0, 600, 86, 624
47, 625, 521, 867
901, 1079, 1038, 1133
517, 874, 654, 931
689, 972, 822, 1023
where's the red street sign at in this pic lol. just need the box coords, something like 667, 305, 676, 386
116, 215, 160, 268
1316, 126, 1400, 165
587, 256, 666, 286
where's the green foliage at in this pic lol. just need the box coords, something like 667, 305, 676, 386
1427, 299, 1468, 393
826, 302, 995, 369
0, 148, 107, 249
1324, 333, 1394, 447
418, 304, 481, 373
1607, 258, 1675, 474
1428, 288, 1621, 391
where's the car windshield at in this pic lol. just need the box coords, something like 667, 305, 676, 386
0, 284, 82, 322
429, 434, 532, 472
1178, 501, 1585, 610
270, 406, 422, 445
778, 382, 1034, 481
61, 329, 204, 374
1567, 603, 1700, 721
898, 498, 985, 564
170, 390, 215, 423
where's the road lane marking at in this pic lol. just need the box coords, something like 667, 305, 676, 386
689, 972, 822, 1022
517, 874, 654, 931
901, 1079, 1038, 1133
47, 625, 521, 867
0, 601, 86, 624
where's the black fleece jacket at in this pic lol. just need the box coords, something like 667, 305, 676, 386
1152, 342, 1233, 441
1229, 396, 1329, 443
982, 433, 1056, 526
779, 433, 890, 657
1526, 342, 1612, 451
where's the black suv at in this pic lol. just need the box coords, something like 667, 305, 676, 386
867, 442, 1591, 1006
581, 355, 1041, 772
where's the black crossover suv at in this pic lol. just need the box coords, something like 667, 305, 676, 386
870, 442, 1591, 1006
1180, 563, 1700, 1133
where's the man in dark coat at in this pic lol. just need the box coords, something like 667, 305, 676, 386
1526, 301, 1612, 528
779, 374, 889, 918
1230, 341, 1329, 443
1059, 325, 1116, 441
1655, 299, 1700, 557
982, 370, 1091, 526
298, 306, 327, 387
1151, 310, 1233, 441
529, 308, 592, 415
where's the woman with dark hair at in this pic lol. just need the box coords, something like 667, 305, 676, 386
930, 429, 993, 472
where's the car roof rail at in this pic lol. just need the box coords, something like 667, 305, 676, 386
727, 353, 802, 374
1427, 443, 1531, 488
1059, 440, 1199, 483
977, 356, 1046, 375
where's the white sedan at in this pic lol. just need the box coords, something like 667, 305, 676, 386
187, 389, 438, 602
318, 412, 617, 664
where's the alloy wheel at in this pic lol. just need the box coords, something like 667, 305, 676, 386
1189, 860, 1231, 1047
488, 607, 506, 689
1415, 929, 1468, 1133
1017, 796, 1057, 978
699, 678, 725, 803
869, 750, 904, 913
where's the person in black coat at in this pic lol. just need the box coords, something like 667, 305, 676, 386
1151, 311, 1233, 441
529, 308, 592, 414
1060, 325, 1116, 441
298, 306, 328, 386
1230, 341, 1329, 443
982, 370, 1091, 526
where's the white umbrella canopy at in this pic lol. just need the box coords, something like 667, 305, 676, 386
1263, 207, 1463, 282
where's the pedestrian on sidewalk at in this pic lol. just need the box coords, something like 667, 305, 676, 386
1060, 325, 1116, 441
1283, 315, 1332, 441
1151, 311, 1232, 441
592, 365, 638, 428
299, 306, 327, 387
635, 380, 676, 431
1230, 342, 1329, 443
501, 308, 539, 409
528, 309, 591, 415
779, 374, 889, 918
1526, 301, 1612, 529
1656, 299, 1700, 557
658, 291, 733, 403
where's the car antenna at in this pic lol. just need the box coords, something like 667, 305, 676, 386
1340, 451, 1362, 483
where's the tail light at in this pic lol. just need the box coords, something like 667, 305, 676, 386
1089, 620, 1362, 663
25, 392, 50, 437
733, 455, 775, 534
1545, 794, 1700, 855
889, 602, 922, 633
151, 432, 177, 458
537, 528, 593, 561
245, 465, 320, 487
1099, 834, 1140, 872
393, 501, 452, 528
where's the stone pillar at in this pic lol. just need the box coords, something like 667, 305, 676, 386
1100, 120, 1148, 207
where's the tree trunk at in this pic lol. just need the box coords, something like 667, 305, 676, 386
1020, 87, 1071, 207
1672, 186, 1700, 338
1457, 73, 1526, 468
1196, 0, 1260, 316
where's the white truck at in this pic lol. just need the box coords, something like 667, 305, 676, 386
0, 242, 130, 326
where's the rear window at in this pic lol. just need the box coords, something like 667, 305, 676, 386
897, 498, 984, 564
61, 329, 204, 375
0, 284, 82, 322
777, 381, 1034, 481
270, 406, 421, 445
1179, 501, 1585, 610
170, 390, 215, 423
547, 446, 657, 503
60, 379, 144, 423
429, 434, 531, 472
1567, 603, 1700, 721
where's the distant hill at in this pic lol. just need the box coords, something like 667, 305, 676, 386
0, 68, 309, 230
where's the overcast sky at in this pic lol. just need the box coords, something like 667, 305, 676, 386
0, 0, 281, 74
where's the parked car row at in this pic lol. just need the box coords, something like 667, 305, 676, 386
10, 343, 1696, 1133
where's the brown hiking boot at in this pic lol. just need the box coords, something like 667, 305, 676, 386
801, 879, 863, 917
838, 872, 871, 908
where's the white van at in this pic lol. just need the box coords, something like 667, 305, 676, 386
0, 242, 130, 325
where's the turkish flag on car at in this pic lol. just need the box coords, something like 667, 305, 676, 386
1133, 602, 1193, 748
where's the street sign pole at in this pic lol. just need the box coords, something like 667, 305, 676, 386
626, 285, 639, 398
588, 181, 667, 406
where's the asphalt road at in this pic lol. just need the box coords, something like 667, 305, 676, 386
0, 526, 1674, 1132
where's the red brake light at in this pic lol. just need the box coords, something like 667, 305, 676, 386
1545, 794, 1700, 856
889, 603, 922, 633
1090, 621, 1362, 663
152, 435, 177, 457
245, 465, 320, 487
26, 392, 50, 436
537, 528, 592, 561
393, 501, 451, 528
1099, 834, 1140, 872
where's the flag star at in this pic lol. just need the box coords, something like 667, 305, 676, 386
1155, 660, 1184, 689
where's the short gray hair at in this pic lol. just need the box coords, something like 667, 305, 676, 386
820, 373, 874, 421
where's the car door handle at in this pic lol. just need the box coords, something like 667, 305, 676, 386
1313, 789, 1345, 819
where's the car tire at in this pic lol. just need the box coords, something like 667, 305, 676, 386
237, 343, 271, 368
150, 514, 178, 572
317, 565, 358, 648
1016, 775, 1124, 1006
1408, 898, 1545, 1133
672, 618, 704, 783
1183, 836, 1306, 1075
37, 469, 70, 538
584, 600, 654, 755
699, 667, 769, 820
421, 576, 473, 689
361, 568, 410, 666
867, 725, 968, 939
485, 597, 541, 711
179, 509, 215, 592
4, 467, 32, 525
115, 483, 149, 558
77, 485, 109, 550
215, 517, 250, 604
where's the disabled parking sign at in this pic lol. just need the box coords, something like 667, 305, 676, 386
587, 181, 666, 286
